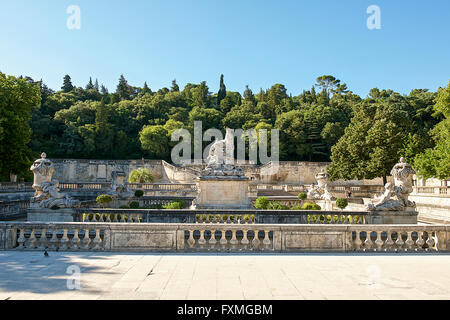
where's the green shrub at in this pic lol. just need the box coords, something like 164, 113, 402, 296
290, 205, 303, 210
254, 197, 270, 209
134, 189, 144, 198
336, 198, 348, 210
297, 192, 307, 200
119, 205, 129, 209
268, 201, 289, 210
163, 199, 187, 209
96, 194, 113, 207
301, 202, 321, 210
128, 168, 154, 183
129, 201, 140, 209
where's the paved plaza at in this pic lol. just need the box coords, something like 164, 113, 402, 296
0, 251, 449, 300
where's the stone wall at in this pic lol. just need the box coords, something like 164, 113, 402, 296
51, 159, 384, 185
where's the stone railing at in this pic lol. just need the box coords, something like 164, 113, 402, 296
127, 183, 197, 191
0, 200, 30, 220
0, 182, 33, 192
1, 222, 448, 252
76, 208, 368, 225
414, 186, 450, 196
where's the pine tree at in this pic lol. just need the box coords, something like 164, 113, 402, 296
217, 74, 226, 105
61, 75, 74, 92
94, 79, 99, 91
116, 74, 131, 100
100, 84, 108, 95
85, 77, 94, 90
142, 81, 152, 95
171, 79, 180, 92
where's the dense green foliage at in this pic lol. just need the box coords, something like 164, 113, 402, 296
162, 199, 188, 209
297, 192, 307, 200
300, 202, 321, 210
0, 73, 41, 180
96, 194, 113, 207
335, 198, 348, 210
134, 190, 144, 198
254, 197, 270, 210
128, 168, 154, 183
1, 70, 448, 181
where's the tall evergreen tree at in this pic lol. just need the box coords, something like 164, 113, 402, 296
171, 79, 180, 92
85, 77, 94, 90
94, 79, 99, 91
61, 74, 74, 92
217, 74, 226, 105
142, 81, 152, 95
116, 74, 132, 100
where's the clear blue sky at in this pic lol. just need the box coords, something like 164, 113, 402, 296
0, 0, 449, 97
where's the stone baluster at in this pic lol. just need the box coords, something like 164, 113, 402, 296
106, 214, 111, 222
251, 230, 260, 250
60, 229, 69, 250
426, 231, 435, 251
49, 228, 58, 250
38, 228, 48, 250
29, 229, 37, 249
72, 229, 80, 250
120, 215, 125, 223
17, 228, 25, 249
241, 229, 249, 250
415, 230, 425, 251
353, 231, 363, 251
229, 230, 238, 250
364, 231, 373, 251
113, 214, 118, 222
208, 229, 217, 249
198, 230, 206, 249
385, 231, 394, 251
405, 231, 415, 251
219, 230, 228, 250
82, 229, 91, 250
374, 231, 384, 251
263, 230, 271, 250
187, 230, 195, 248
92, 229, 102, 250
395, 231, 404, 251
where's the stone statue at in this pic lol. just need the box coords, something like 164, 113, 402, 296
202, 128, 245, 177
366, 157, 416, 211
307, 171, 334, 200
108, 171, 133, 198
30, 153, 80, 209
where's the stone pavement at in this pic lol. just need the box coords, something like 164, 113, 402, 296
0, 251, 449, 300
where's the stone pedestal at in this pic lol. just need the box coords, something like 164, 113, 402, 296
27, 208, 76, 222
191, 177, 251, 209
366, 210, 418, 224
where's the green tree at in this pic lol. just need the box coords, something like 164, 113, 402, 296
116, 74, 133, 100
0, 72, 41, 180
414, 81, 450, 179
217, 74, 226, 106
139, 125, 169, 159
61, 75, 74, 92
128, 168, 155, 183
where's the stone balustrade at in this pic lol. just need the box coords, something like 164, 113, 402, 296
0, 200, 30, 220
77, 208, 369, 225
1, 222, 448, 252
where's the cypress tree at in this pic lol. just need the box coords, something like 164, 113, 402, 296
217, 74, 226, 105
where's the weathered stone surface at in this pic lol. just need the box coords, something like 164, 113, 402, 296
192, 178, 251, 209
284, 231, 344, 251
27, 208, 76, 222
112, 231, 175, 250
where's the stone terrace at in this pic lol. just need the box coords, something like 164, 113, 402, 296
0, 251, 449, 300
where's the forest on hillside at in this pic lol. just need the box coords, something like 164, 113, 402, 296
0, 72, 449, 181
